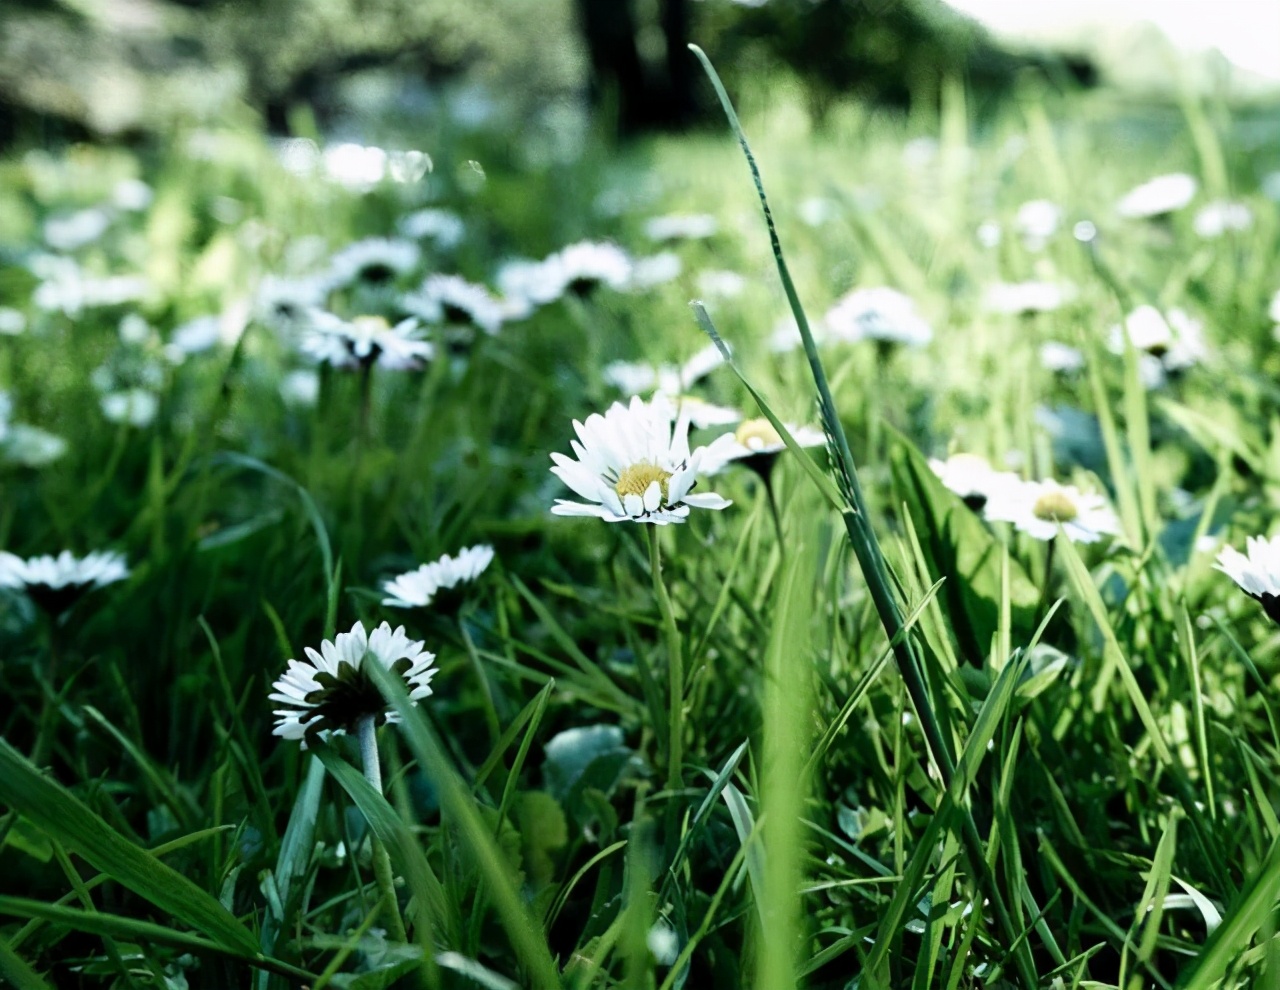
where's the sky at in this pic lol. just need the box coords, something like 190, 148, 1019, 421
943, 0, 1280, 80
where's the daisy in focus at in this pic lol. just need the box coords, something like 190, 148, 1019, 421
300, 313, 433, 370
0, 550, 130, 614
984, 479, 1121, 544
382, 545, 496, 610
269, 621, 437, 747
1216, 535, 1280, 624
549, 396, 733, 525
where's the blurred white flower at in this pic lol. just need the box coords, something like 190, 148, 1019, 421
1040, 341, 1085, 373
1193, 201, 1253, 238
269, 621, 438, 746
111, 178, 153, 212
274, 138, 321, 177
398, 208, 465, 249
31, 257, 148, 316
280, 369, 321, 408
300, 313, 433, 370
651, 393, 742, 429
696, 270, 747, 299
1116, 173, 1197, 219
0, 307, 26, 336
326, 238, 421, 288
255, 275, 328, 332
408, 274, 505, 335
644, 212, 717, 241
101, 388, 159, 428
551, 241, 633, 296
824, 287, 932, 347
44, 208, 110, 251
382, 545, 496, 609
647, 922, 679, 966
169, 316, 222, 357
929, 453, 1020, 510
1014, 199, 1061, 248
976, 221, 1002, 248
603, 343, 725, 397
550, 396, 733, 525
984, 479, 1121, 543
118, 313, 152, 346
799, 196, 838, 227
1109, 306, 1207, 383
0, 550, 129, 613
322, 142, 388, 191
629, 252, 683, 289
496, 258, 565, 307
982, 281, 1073, 315
3, 424, 67, 466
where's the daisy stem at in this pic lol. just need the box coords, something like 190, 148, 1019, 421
1041, 538, 1057, 611
356, 714, 408, 944
648, 526, 684, 791
763, 475, 784, 545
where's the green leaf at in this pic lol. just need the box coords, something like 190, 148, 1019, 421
0, 937, 53, 990
309, 743, 452, 948
513, 792, 568, 889
888, 433, 1039, 664
0, 740, 258, 956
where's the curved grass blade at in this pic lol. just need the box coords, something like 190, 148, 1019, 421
0, 740, 257, 956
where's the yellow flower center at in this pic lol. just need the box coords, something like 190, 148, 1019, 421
351, 315, 390, 335
615, 462, 672, 501
735, 418, 782, 450
1032, 491, 1079, 523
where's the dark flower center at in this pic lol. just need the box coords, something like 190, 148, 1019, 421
358, 263, 397, 284
299, 655, 417, 736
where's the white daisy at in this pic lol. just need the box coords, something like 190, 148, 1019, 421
603, 343, 725, 398
1014, 199, 1062, 248
0, 550, 129, 613
496, 258, 565, 308
1193, 201, 1253, 238
280, 369, 321, 408
397, 208, 465, 249
406, 274, 504, 335
984, 479, 1121, 543
112, 178, 153, 212
255, 275, 329, 332
982, 281, 1073, 315
44, 208, 111, 252
824, 287, 932, 347
549, 241, 633, 296
1116, 172, 1197, 219
696, 270, 747, 299
269, 621, 438, 747
644, 213, 717, 241
300, 313, 433, 370
321, 143, 388, 191
1108, 306, 1207, 381
1216, 536, 1280, 622
3, 424, 67, 467
629, 252, 683, 289
1040, 341, 1086, 373
929, 453, 1021, 510
326, 238, 421, 289
381, 545, 496, 609
701, 417, 827, 476
549, 396, 733, 525
101, 388, 160, 428
0, 307, 25, 336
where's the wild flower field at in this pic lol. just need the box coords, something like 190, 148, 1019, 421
4, 61, 1280, 990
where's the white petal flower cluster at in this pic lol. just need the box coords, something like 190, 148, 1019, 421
300, 313, 433, 370
270, 621, 438, 746
550, 396, 733, 525
1116, 172, 1197, 219
823, 287, 933, 347
405, 274, 505, 335
382, 545, 496, 609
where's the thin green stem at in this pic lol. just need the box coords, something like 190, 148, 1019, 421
356, 715, 408, 944
649, 526, 684, 791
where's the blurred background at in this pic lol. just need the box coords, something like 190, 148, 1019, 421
2, 0, 1276, 151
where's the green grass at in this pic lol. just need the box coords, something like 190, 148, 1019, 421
3, 57, 1280, 989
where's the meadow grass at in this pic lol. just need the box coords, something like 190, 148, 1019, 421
2, 57, 1280, 990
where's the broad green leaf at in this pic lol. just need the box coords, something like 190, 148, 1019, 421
0, 740, 257, 955
889, 433, 1039, 664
